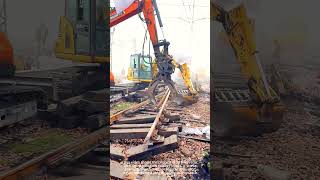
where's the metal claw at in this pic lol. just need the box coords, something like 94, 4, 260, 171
147, 78, 161, 105
147, 72, 184, 106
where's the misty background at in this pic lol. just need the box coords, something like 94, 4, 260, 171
4, 0, 320, 79
111, 0, 210, 85
5, 0, 75, 70
212, 0, 320, 76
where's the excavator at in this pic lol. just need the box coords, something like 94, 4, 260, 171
0, 0, 110, 128
211, 1, 285, 136
127, 53, 198, 100
110, 0, 198, 104
0, 0, 193, 127
0, 32, 14, 77
55, 0, 197, 105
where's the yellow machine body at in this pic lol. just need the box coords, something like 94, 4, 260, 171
211, 2, 285, 137
54, 0, 109, 64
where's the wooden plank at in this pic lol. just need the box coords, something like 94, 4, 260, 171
138, 111, 159, 115
57, 115, 82, 129
56, 95, 82, 116
164, 113, 180, 122
110, 145, 125, 161
169, 123, 183, 132
83, 113, 108, 130
110, 127, 178, 140
127, 135, 179, 161
77, 99, 107, 114
111, 128, 150, 140
115, 115, 156, 124
110, 123, 153, 129
82, 89, 107, 102
158, 127, 178, 137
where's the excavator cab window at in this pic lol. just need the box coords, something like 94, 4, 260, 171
95, 0, 108, 56
129, 54, 152, 81
133, 57, 137, 69
64, 0, 109, 58
77, 0, 84, 21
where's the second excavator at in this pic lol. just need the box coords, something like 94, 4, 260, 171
211, 2, 285, 136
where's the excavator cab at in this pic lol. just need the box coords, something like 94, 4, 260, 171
55, 0, 109, 63
127, 54, 156, 83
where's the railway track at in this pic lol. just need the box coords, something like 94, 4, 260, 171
0, 78, 201, 180
110, 89, 177, 179
0, 88, 169, 180
109, 89, 210, 179
0, 125, 109, 179
0, 71, 108, 179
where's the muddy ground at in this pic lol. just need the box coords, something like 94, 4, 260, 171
212, 65, 320, 180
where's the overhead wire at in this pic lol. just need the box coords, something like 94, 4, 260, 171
180, 0, 190, 21
139, 12, 152, 65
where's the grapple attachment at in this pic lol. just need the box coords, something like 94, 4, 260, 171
147, 74, 185, 106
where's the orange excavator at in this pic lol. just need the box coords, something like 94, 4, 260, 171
110, 0, 185, 104
1, 0, 191, 105
0, 32, 15, 77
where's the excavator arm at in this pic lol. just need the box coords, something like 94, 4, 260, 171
171, 60, 198, 95
111, 0, 191, 104
111, 0, 159, 47
212, 2, 279, 104
211, 2, 284, 136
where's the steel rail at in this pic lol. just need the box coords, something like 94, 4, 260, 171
156, 88, 169, 109
144, 90, 171, 143
0, 126, 109, 180
110, 91, 166, 124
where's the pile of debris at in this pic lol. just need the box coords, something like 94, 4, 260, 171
40, 89, 108, 130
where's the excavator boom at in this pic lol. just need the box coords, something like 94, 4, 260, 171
111, 0, 159, 47
211, 2, 285, 136
111, 0, 194, 105
172, 60, 198, 96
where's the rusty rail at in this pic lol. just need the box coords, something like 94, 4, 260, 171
0, 126, 109, 180
144, 90, 171, 143
156, 89, 169, 109
110, 91, 165, 124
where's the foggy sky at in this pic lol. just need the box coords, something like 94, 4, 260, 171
213, 0, 320, 68
111, 0, 210, 83
6, 0, 64, 52
4, 0, 320, 72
